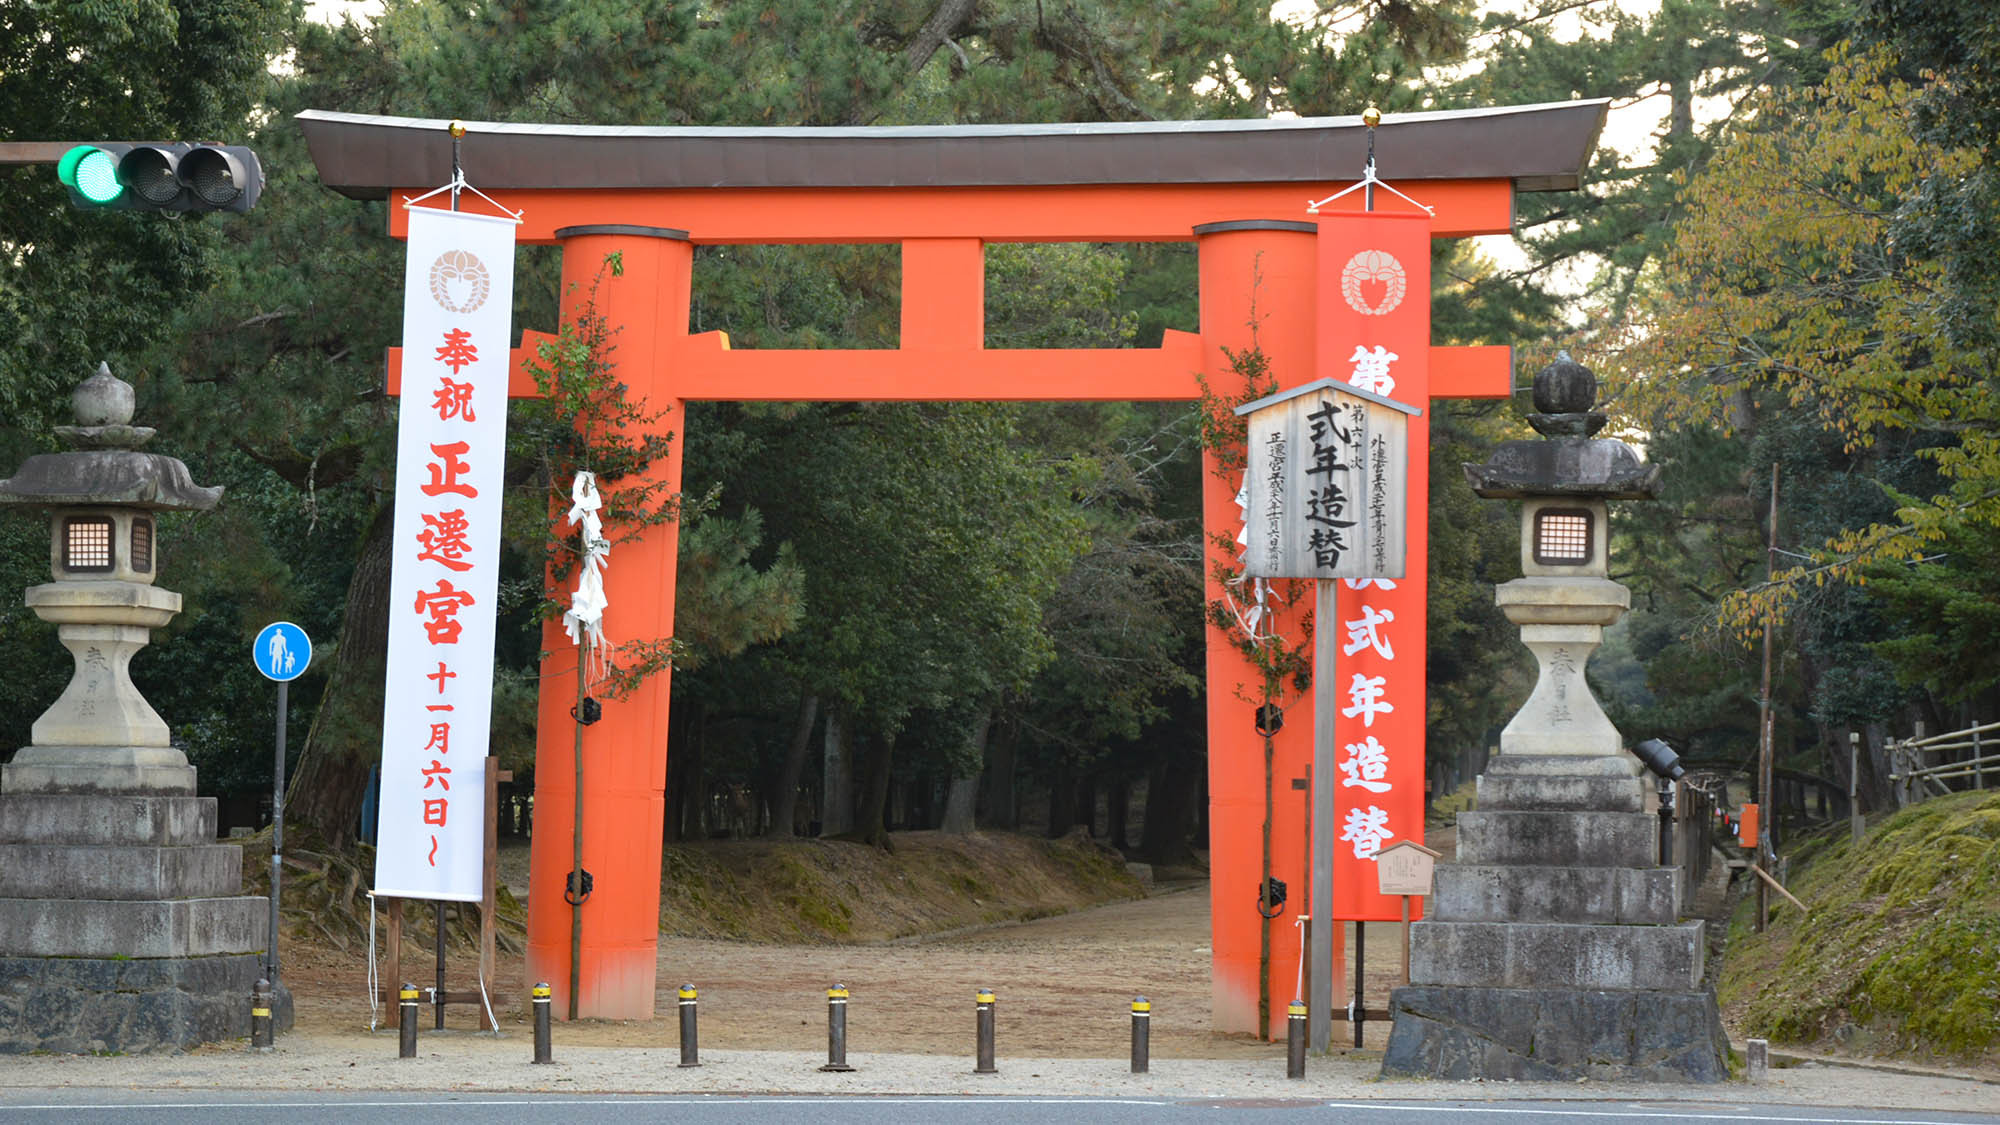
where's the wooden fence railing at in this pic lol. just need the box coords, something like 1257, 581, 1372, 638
1888, 719, 1999, 807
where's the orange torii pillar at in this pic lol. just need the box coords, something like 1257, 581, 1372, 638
526, 225, 692, 1018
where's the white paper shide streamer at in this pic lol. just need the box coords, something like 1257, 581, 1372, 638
563, 470, 611, 683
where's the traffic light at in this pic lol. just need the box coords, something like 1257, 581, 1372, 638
56, 143, 263, 213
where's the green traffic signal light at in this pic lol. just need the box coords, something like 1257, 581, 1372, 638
54, 142, 262, 212
57, 145, 125, 206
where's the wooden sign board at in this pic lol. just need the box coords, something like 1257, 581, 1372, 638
1375, 838, 1441, 896
1236, 378, 1418, 580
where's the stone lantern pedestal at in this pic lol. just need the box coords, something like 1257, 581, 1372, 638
1379, 356, 1727, 1082
0, 364, 288, 1053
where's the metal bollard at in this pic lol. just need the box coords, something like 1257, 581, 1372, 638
819, 984, 855, 1072
531, 982, 552, 1064
1130, 996, 1150, 1074
398, 983, 419, 1058
677, 983, 700, 1068
251, 978, 274, 1051
974, 988, 997, 1074
1286, 999, 1306, 1079
1746, 1037, 1769, 1083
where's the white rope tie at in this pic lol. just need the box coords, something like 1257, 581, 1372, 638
365, 891, 379, 1032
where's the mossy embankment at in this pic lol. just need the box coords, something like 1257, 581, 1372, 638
1718, 790, 2000, 1066
654, 829, 1148, 943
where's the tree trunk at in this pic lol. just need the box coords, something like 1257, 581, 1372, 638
665, 701, 706, 842
1075, 776, 1097, 837
1140, 754, 1200, 866
770, 693, 819, 838
821, 710, 853, 836
286, 500, 394, 848
940, 709, 990, 835
984, 718, 1018, 830
1106, 778, 1129, 851
1047, 762, 1076, 837
855, 729, 896, 849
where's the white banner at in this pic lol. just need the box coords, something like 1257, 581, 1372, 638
374, 206, 516, 902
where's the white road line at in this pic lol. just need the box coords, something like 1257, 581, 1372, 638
1325, 1103, 1996, 1125
0, 1095, 1177, 1111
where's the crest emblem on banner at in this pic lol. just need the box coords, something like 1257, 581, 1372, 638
1340, 249, 1407, 316
429, 248, 493, 313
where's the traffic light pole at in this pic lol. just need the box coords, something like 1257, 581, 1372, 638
0, 142, 84, 167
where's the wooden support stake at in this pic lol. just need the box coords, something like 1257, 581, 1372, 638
383, 897, 404, 1026
1747, 863, 1808, 914
477, 763, 511, 1030
1399, 895, 1411, 986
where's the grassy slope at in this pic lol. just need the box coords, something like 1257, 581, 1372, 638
1718, 790, 2000, 1065
656, 830, 1147, 942
250, 827, 1147, 957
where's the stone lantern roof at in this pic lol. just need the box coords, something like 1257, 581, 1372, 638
0, 364, 221, 511
1462, 354, 1660, 501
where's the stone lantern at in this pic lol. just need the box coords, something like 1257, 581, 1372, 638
1379, 354, 1727, 1083
1469, 353, 1658, 765
0, 364, 220, 791
0, 363, 283, 1053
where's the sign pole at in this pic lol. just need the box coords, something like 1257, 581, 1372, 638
269, 677, 286, 987
1310, 576, 1336, 1052
252, 620, 311, 992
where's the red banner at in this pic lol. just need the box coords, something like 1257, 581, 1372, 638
1315, 211, 1431, 921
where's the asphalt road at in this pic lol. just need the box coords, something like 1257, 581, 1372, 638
1, 1093, 1996, 1125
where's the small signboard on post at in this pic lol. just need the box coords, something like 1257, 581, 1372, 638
1375, 839, 1440, 896
1236, 377, 1420, 1051
1375, 839, 1440, 986
1235, 378, 1418, 581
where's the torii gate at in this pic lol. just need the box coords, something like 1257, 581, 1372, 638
301, 102, 1606, 1034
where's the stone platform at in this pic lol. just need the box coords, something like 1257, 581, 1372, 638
0, 789, 288, 1053
1383, 985, 1728, 1082
1380, 755, 1727, 1083
0, 952, 291, 1055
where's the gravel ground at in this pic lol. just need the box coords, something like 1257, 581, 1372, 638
4, 857, 1993, 1113
0, 1035, 1995, 1116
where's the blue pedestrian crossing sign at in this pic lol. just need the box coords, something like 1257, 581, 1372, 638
253, 621, 312, 682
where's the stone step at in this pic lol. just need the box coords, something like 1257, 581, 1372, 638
1474, 772, 1647, 812
1430, 864, 1679, 925
0, 794, 216, 847
0, 896, 266, 958
1454, 809, 1656, 867
1408, 918, 1704, 991
0, 843, 243, 900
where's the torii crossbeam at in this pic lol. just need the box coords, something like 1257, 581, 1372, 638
302, 101, 1606, 1034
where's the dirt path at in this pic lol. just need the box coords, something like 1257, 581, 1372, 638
287, 883, 1418, 1059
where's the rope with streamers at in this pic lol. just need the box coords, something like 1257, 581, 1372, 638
562, 471, 611, 685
